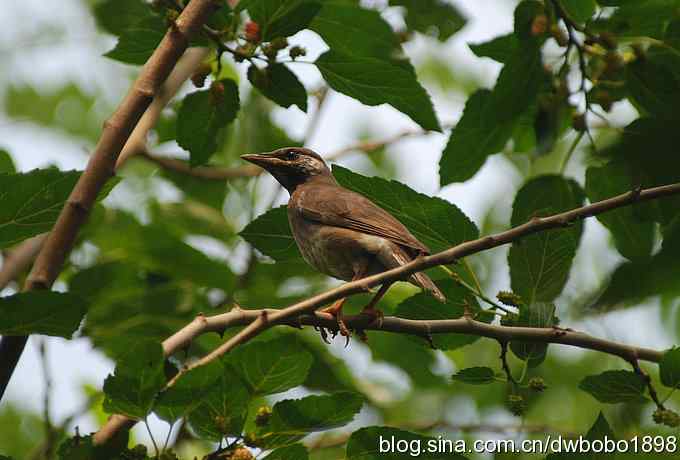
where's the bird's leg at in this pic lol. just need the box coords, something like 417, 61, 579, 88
320, 297, 350, 338
361, 281, 393, 327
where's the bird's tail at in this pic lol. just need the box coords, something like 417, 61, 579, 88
411, 271, 446, 303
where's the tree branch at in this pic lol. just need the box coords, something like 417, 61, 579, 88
0, 0, 221, 402
93, 181, 680, 444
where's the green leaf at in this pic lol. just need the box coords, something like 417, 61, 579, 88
508, 175, 585, 303
333, 165, 478, 253
264, 444, 309, 460
93, 0, 154, 36
5, 84, 102, 143
0, 168, 118, 249
578, 370, 647, 404
394, 280, 488, 350
547, 412, 616, 460
586, 161, 655, 261
468, 33, 519, 63
626, 51, 680, 119
389, 0, 467, 42
367, 333, 444, 387
315, 50, 441, 132
257, 392, 363, 448
597, 215, 680, 309
0, 292, 87, 338
177, 79, 240, 166
240, 206, 301, 262
561, 0, 597, 24
103, 341, 166, 419
346, 426, 470, 459
310, 2, 399, 58
439, 90, 516, 184
187, 362, 251, 441
0, 149, 16, 173
153, 361, 223, 423
451, 366, 496, 384
246, 0, 321, 41
509, 302, 556, 367
660, 347, 680, 388
104, 16, 165, 65
248, 64, 307, 112
228, 335, 313, 395
440, 41, 544, 184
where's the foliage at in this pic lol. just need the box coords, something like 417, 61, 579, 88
2, 0, 680, 459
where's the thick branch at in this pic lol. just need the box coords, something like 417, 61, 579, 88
0, 0, 220, 401
0, 235, 45, 290
94, 181, 679, 444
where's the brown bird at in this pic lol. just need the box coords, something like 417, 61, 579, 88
241, 147, 445, 339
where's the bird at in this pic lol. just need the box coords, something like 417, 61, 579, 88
241, 147, 445, 340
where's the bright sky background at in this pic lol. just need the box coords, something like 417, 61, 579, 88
0, 0, 671, 449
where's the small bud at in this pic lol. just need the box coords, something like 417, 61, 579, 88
497, 291, 522, 307
653, 408, 680, 428
507, 394, 526, 416
528, 377, 547, 392
165, 9, 180, 27
531, 14, 548, 37
210, 80, 225, 105
231, 447, 255, 460
244, 432, 262, 448
270, 37, 289, 51
234, 43, 256, 62
572, 113, 587, 132
190, 62, 212, 88
244, 21, 261, 43
255, 405, 272, 426
599, 31, 617, 50
289, 45, 307, 60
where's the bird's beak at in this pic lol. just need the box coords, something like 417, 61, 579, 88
241, 153, 282, 170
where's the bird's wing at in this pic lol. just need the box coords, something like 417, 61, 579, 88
293, 183, 430, 254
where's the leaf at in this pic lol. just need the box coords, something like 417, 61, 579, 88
240, 206, 301, 262
346, 426, 470, 459
367, 333, 444, 387
561, 0, 597, 24
0, 292, 87, 338
315, 50, 441, 132
102, 341, 166, 419
439, 90, 516, 184
586, 161, 655, 261
177, 79, 240, 166
248, 64, 307, 112
626, 50, 680, 119
578, 370, 647, 404
451, 367, 496, 385
394, 280, 489, 350
333, 165, 478, 253
5, 84, 102, 143
508, 175, 585, 303
264, 444, 309, 460
93, 0, 154, 36
440, 41, 544, 184
227, 335, 313, 395
0, 149, 16, 173
547, 412, 616, 460
246, 0, 321, 41
104, 16, 165, 65
389, 0, 467, 42
153, 361, 223, 423
468, 33, 519, 63
597, 216, 680, 309
509, 302, 556, 367
187, 362, 251, 441
310, 2, 399, 58
257, 392, 363, 448
660, 347, 680, 388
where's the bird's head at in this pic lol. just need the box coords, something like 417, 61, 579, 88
241, 147, 333, 193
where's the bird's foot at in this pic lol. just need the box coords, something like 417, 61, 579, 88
319, 305, 352, 347
360, 306, 384, 328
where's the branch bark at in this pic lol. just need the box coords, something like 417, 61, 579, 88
93, 180, 680, 444
0, 0, 221, 401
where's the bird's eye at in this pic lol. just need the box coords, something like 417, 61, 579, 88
285, 150, 299, 161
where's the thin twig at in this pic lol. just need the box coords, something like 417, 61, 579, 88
92, 180, 680, 444
0, 0, 222, 401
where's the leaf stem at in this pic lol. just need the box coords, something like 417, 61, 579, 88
560, 131, 584, 174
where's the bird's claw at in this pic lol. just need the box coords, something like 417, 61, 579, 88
318, 307, 352, 347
